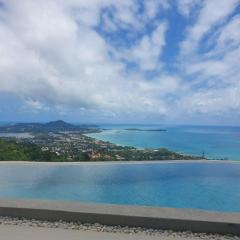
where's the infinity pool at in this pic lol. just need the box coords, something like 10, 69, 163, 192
0, 162, 240, 212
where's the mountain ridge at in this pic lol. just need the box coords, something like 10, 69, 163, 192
0, 120, 99, 133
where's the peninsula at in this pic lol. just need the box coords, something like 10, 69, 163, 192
0, 121, 201, 162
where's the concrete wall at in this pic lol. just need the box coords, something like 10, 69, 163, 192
0, 199, 239, 235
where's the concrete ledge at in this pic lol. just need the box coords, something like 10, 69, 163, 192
0, 199, 240, 235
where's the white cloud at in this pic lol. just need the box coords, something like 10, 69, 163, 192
180, 84, 240, 115
25, 99, 48, 111
102, 13, 118, 32
181, 0, 239, 55
176, 0, 240, 118
0, 0, 175, 121
177, 0, 201, 17
0, 0, 239, 123
130, 22, 167, 70
115, 22, 167, 71
217, 16, 240, 49
144, 0, 169, 19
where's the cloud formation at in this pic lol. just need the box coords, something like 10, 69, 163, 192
0, 0, 239, 124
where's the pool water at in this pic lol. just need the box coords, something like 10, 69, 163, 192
0, 162, 240, 212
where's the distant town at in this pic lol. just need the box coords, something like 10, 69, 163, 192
0, 120, 202, 162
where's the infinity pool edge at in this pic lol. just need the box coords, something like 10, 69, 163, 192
0, 199, 239, 235
0, 159, 239, 165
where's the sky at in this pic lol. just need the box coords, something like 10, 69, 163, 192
0, 0, 240, 125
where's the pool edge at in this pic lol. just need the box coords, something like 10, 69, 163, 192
0, 199, 239, 235
0, 159, 239, 165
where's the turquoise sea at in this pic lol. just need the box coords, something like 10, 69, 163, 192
87, 125, 240, 160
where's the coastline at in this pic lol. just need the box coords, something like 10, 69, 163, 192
86, 127, 240, 161
85, 132, 204, 159
1, 127, 240, 162
0, 130, 203, 162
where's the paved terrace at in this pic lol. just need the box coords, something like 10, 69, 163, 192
0, 199, 239, 235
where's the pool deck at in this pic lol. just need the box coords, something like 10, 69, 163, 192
0, 199, 240, 235
0, 225, 210, 240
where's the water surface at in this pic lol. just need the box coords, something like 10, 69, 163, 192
0, 162, 239, 212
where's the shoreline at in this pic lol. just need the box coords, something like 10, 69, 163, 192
86, 130, 240, 161
0, 131, 204, 162
1, 130, 234, 161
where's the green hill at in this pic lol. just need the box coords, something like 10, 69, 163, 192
0, 139, 65, 161
0, 120, 100, 133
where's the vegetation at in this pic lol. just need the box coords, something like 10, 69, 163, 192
89, 146, 201, 161
0, 137, 201, 162
0, 139, 89, 162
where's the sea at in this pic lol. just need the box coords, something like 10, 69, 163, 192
87, 124, 240, 161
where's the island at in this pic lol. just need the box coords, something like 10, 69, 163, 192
0, 120, 202, 162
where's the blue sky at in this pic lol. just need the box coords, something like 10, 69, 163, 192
0, 0, 240, 125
